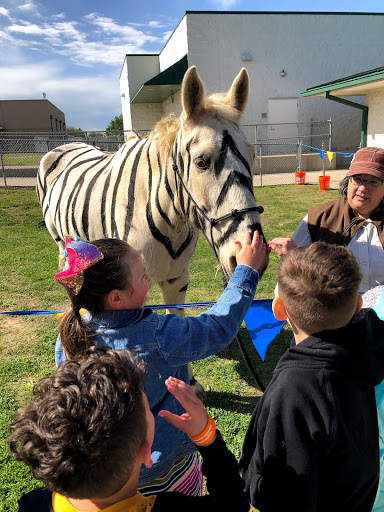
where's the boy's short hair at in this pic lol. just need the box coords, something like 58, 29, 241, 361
278, 242, 362, 333
9, 347, 147, 499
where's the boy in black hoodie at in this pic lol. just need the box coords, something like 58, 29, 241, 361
239, 241, 384, 512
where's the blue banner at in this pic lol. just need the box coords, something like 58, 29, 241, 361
1, 299, 285, 359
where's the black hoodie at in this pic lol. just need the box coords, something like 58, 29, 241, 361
239, 309, 384, 512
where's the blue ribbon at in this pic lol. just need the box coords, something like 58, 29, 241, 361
302, 144, 355, 159
1, 299, 284, 360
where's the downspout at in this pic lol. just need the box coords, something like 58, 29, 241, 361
324, 91, 368, 148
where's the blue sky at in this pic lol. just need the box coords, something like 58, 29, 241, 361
1, 0, 383, 130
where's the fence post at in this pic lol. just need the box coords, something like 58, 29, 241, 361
299, 140, 302, 172
296, 139, 300, 172
322, 141, 325, 178
0, 139, 7, 188
328, 118, 332, 151
259, 146, 262, 187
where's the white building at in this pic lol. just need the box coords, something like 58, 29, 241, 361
301, 66, 384, 150
120, 11, 384, 154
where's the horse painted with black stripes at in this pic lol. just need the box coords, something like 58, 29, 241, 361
37, 66, 268, 310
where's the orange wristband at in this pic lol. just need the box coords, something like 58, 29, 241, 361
188, 414, 216, 446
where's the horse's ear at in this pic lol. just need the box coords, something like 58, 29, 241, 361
181, 66, 205, 119
225, 68, 249, 115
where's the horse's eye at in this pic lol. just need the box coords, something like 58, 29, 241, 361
195, 157, 210, 170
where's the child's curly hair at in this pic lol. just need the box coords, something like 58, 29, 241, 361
9, 346, 147, 499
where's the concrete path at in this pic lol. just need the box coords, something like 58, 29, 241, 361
253, 169, 348, 189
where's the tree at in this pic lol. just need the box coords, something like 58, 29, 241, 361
106, 115, 123, 132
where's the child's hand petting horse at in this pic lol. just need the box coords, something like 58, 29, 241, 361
234, 231, 266, 270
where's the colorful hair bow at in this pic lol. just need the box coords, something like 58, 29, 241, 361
54, 236, 104, 295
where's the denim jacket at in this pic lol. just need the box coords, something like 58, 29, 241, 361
55, 264, 259, 484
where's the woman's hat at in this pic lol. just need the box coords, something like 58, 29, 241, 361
347, 147, 384, 180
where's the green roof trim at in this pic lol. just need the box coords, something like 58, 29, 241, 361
131, 56, 188, 104
144, 55, 188, 87
300, 66, 384, 97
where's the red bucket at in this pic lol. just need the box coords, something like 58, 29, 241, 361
318, 176, 330, 191
295, 171, 305, 185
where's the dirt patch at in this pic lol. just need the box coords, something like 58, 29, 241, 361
0, 315, 36, 357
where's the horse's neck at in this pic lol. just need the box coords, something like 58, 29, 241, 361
141, 138, 192, 231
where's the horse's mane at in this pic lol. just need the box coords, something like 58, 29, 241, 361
147, 93, 240, 159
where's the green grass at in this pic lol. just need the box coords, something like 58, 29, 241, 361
2, 154, 42, 166
0, 185, 339, 511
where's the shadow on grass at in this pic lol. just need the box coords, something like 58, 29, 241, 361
205, 388, 262, 414
217, 324, 293, 392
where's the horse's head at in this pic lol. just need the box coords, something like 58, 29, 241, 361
173, 66, 269, 279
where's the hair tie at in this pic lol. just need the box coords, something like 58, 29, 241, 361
70, 303, 83, 322
71, 304, 80, 314
54, 236, 104, 295
188, 414, 216, 446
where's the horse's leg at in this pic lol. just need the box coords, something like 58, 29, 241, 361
158, 270, 207, 401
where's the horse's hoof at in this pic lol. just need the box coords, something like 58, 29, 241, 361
190, 377, 207, 403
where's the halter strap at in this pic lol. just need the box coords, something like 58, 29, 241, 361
171, 161, 264, 263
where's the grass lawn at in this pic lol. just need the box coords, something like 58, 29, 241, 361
1, 154, 42, 166
0, 184, 339, 511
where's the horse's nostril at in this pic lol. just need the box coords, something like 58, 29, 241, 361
230, 255, 237, 270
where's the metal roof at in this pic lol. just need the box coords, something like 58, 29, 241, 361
131, 56, 188, 104
300, 66, 384, 98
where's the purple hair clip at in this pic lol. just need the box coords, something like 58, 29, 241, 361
54, 236, 104, 295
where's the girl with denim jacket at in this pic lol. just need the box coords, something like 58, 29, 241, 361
54, 232, 265, 497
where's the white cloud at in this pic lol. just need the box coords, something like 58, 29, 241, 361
8, 20, 84, 40
18, 2, 37, 11
3, 12, 161, 66
210, 0, 238, 8
84, 13, 160, 45
8, 22, 45, 35
56, 40, 143, 66
162, 30, 172, 42
148, 20, 166, 28
0, 7, 11, 18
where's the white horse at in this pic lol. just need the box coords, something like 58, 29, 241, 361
37, 66, 268, 309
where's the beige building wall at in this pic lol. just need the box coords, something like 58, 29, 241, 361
121, 12, 384, 153
366, 88, 384, 149
161, 91, 182, 118
120, 55, 160, 132
131, 103, 162, 133
0, 99, 65, 131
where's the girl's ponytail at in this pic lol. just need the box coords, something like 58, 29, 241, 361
59, 307, 94, 359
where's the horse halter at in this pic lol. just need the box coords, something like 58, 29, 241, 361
171, 160, 264, 265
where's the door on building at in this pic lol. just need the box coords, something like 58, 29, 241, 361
267, 97, 299, 141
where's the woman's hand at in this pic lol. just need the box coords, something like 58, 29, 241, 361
268, 237, 297, 256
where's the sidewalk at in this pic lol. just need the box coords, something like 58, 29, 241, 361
253, 169, 348, 189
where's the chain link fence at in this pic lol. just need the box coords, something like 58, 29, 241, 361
0, 130, 127, 187
242, 120, 338, 186
1, 121, 351, 188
